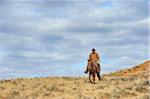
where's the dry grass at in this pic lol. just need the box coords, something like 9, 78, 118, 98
0, 60, 149, 99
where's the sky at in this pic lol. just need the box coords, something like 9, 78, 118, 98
0, 0, 149, 79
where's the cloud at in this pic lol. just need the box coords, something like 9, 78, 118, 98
0, 66, 13, 73
0, 0, 148, 79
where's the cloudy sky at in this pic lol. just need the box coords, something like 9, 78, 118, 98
0, 0, 149, 79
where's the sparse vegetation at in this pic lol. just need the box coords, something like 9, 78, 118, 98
0, 60, 149, 99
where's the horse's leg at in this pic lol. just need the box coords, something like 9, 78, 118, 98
89, 73, 92, 83
97, 72, 101, 81
99, 70, 101, 80
97, 66, 101, 81
93, 73, 95, 84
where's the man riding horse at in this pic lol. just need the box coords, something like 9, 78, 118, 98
84, 48, 101, 80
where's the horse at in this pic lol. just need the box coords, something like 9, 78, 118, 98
87, 59, 101, 84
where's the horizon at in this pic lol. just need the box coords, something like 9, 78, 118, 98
0, 60, 149, 80
0, 0, 149, 79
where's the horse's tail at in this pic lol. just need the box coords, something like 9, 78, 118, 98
91, 61, 99, 70
88, 61, 99, 73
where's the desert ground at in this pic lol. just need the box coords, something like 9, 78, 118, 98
0, 60, 149, 99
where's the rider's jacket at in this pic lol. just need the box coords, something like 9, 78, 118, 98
89, 52, 100, 64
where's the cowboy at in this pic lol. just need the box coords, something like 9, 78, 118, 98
84, 48, 101, 80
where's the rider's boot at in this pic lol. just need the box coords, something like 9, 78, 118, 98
84, 69, 88, 74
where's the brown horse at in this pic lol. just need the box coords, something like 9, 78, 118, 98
87, 59, 100, 84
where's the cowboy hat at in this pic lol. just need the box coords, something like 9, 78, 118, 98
92, 48, 96, 51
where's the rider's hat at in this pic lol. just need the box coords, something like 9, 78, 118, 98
92, 48, 96, 51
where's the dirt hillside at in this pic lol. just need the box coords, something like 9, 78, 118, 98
107, 60, 150, 77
